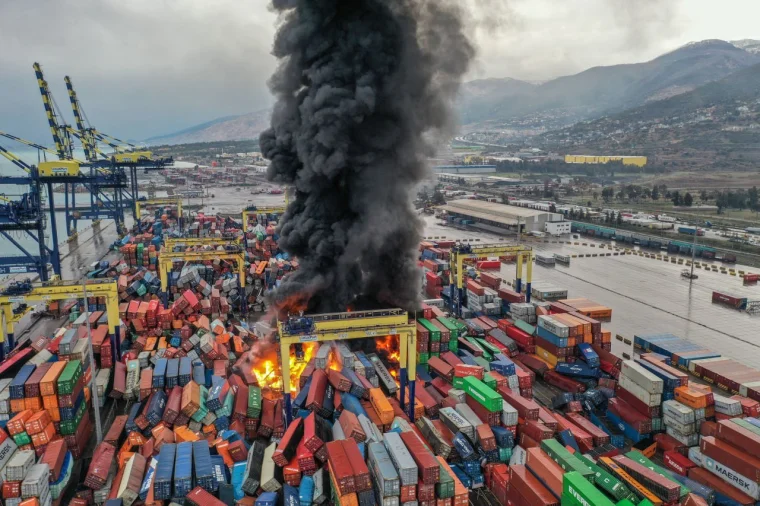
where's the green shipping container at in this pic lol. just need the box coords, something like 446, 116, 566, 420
464, 337, 491, 360
563, 471, 616, 506
473, 357, 491, 372
453, 377, 464, 389
732, 418, 760, 437
13, 432, 31, 446
476, 338, 503, 356
541, 439, 594, 480
57, 360, 83, 396
436, 317, 460, 338
498, 447, 512, 462
418, 319, 441, 342
418, 352, 430, 365
430, 352, 440, 358
191, 386, 209, 423
576, 454, 636, 502
616, 500, 636, 506
624, 451, 689, 498
436, 465, 455, 499
514, 319, 535, 336
448, 340, 458, 353
460, 376, 502, 412
483, 372, 497, 390
248, 386, 261, 418
59, 401, 87, 435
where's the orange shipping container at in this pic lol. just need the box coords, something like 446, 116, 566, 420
40, 361, 67, 397
369, 388, 393, 425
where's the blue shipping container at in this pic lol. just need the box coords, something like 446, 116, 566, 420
153, 443, 176, 500
173, 442, 193, 497
193, 440, 215, 491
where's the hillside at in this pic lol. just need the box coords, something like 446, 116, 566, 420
538, 63, 760, 171
147, 109, 270, 145
457, 40, 760, 131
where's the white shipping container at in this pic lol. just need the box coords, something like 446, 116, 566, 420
21, 463, 50, 498
502, 402, 518, 427
447, 389, 466, 404
703, 455, 760, 500
661, 400, 695, 425
712, 393, 743, 416
739, 380, 760, 398
0, 436, 18, 473
665, 426, 699, 446
618, 375, 662, 407
537, 315, 569, 338
0, 378, 13, 414
662, 415, 696, 436
4, 450, 34, 482
454, 403, 483, 430
621, 361, 664, 394
688, 447, 704, 467
509, 446, 527, 466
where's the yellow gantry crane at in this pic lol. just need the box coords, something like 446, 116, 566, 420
277, 308, 417, 424
0, 279, 121, 362
449, 242, 534, 316
163, 236, 241, 251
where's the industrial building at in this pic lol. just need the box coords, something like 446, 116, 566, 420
439, 199, 565, 235
564, 154, 647, 166
432, 164, 497, 174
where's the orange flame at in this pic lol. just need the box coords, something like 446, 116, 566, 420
375, 335, 400, 379
251, 341, 317, 393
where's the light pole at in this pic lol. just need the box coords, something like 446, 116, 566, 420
81, 275, 103, 443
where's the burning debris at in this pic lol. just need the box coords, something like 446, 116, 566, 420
261, 0, 474, 314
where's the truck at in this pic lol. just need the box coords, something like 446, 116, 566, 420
678, 227, 704, 236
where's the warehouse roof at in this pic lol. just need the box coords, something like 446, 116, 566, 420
440, 200, 553, 226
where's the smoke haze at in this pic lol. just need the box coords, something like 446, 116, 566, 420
261, 0, 474, 313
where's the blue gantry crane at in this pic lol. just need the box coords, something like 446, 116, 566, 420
0, 144, 59, 281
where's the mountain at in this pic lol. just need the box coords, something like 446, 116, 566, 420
147, 109, 270, 145
458, 39, 760, 129
731, 39, 760, 54
538, 63, 760, 171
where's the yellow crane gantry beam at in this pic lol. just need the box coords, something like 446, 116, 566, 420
449, 243, 534, 313
277, 308, 417, 424
0, 280, 121, 360
163, 236, 241, 251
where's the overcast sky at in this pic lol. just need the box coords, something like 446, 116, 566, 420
0, 0, 757, 143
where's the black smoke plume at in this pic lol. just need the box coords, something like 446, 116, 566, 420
260, 0, 474, 314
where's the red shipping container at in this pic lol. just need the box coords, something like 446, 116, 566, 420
453, 364, 484, 380
688, 468, 755, 506
525, 447, 564, 498
508, 465, 559, 506
700, 436, 760, 482
498, 386, 539, 420
663, 450, 696, 476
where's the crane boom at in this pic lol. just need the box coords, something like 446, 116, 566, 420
0, 144, 32, 172
33, 62, 74, 160
0, 131, 58, 158
64, 76, 97, 162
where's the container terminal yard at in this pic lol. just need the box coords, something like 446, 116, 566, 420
0, 183, 760, 506
3, 19, 760, 506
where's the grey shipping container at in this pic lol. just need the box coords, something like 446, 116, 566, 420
383, 432, 417, 486
368, 442, 400, 497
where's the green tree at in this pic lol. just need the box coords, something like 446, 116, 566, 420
672, 191, 681, 206
749, 186, 759, 211
601, 187, 614, 203
616, 212, 623, 225
593, 191, 599, 201
651, 186, 659, 201
700, 190, 708, 202
431, 190, 446, 205
684, 192, 693, 207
